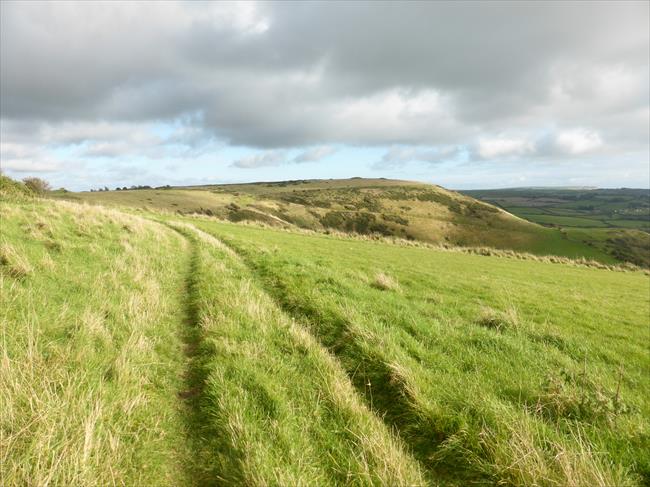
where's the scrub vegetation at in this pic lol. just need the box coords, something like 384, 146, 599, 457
3, 175, 649, 486
50, 178, 650, 267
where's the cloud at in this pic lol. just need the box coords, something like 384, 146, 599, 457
555, 129, 603, 155
375, 146, 461, 168
232, 150, 287, 168
0, 142, 67, 172
293, 146, 336, 163
477, 137, 534, 159
2, 2, 647, 147
1, 158, 63, 173
0, 1, 647, 185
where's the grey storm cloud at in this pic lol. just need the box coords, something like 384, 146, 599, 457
1, 1, 648, 163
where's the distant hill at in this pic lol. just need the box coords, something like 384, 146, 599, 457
50, 178, 646, 266
463, 187, 650, 267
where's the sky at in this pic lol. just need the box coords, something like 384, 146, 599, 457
1, 1, 648, 191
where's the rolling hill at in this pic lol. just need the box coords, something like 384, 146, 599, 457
50, 177, 643, 266
2, 176, 650, 485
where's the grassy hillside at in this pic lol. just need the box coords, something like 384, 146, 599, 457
1, 198, 192, 485
190, 218, 650, 485
2, 192, 429, 485
3, 183, 649, 485
51, 178, 626, 265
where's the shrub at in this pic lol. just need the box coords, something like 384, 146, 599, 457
22, 177, 51, 194
0, 175, 33, 199
382, 213, 409, 225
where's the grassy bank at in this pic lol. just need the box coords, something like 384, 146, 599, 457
1, 199, 191, 485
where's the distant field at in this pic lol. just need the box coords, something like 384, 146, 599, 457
3, 178, 649, 486
514, 213, 610, 228
463, 188, 650, 267
463, 188, 650, 232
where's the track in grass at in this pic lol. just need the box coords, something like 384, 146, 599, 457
208, 233, 488, 485
191, 218, 648, 486
169, 226, 225, 485
166, 221, 429, 485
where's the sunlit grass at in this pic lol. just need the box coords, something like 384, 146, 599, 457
1, 199, 191, 486
3, 187, 648, 486
193, 217, 650, 486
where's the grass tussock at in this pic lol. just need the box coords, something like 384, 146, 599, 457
482, 412, 634, 487
372, 271, 399, 291
0, 242, 33, 279
476, 306, 520, 332
531, 369, 631, 424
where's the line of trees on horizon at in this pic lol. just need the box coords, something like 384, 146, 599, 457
90, 184, 173, 192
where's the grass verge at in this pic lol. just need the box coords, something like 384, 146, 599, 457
1, 200, 193, 485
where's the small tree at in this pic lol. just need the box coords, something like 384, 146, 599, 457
23, 177, 51, 194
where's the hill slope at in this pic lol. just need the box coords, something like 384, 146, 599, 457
3, 189, 649, 485
52, 178, 622, 264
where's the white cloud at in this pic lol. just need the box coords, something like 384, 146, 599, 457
0, 141, 65, 172
1, 158, 62, 173
293, 146, 336, 163
375, 145, 461, 169
555, 129, 603, 155
477, 137, 533, 159
232, 150, 286, 168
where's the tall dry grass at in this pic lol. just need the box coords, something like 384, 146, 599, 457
1, 200, 191, 486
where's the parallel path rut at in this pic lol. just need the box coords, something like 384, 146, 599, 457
169, 225, 223, 486
202, 227, 483, 485
167, 220, 435, 485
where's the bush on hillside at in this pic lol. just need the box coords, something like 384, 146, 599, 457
23, 177, 51, 194
0, 175, 34, 199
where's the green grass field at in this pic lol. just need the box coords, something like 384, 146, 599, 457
462, 188, 650, 231
3, 178, 649, 485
